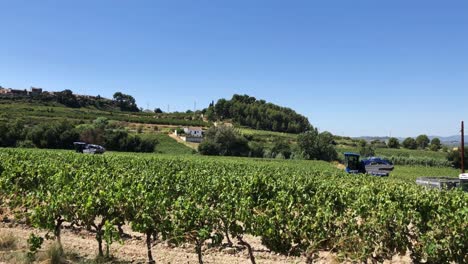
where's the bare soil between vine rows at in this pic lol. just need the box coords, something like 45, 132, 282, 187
0, 221, 412, 264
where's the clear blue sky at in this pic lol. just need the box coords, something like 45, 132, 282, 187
1, 0, 467, 137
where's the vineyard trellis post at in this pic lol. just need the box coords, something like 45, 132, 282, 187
462, 121, 465, 173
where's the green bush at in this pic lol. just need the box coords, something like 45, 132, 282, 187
198, 125, 250, 157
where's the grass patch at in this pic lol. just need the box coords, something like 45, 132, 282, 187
45, 242, 64, 264
141, 133, 195, 155
0, 230, 17, 250
391, 165, 460, 182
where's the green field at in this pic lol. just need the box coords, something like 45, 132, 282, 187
391, 165, 459, 181
0, 148, 466, 263
140, 133, 195, 155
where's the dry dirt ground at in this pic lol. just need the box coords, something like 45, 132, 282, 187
0, 221, 412, 264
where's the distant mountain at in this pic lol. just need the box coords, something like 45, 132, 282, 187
353, 136, 403, 142
354, 135, 468, 146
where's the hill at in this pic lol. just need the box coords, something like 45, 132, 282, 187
1, 88, 313, 135
203, 94, 312, 133
0, 87, 461, 165
0, 86, 137, 111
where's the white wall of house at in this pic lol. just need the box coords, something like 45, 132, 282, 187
183, 128, 203, 137
181, 136, 203, 143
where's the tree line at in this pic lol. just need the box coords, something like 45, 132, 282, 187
364, 135, 442, 151
198, 127, 468, 168
0, 117, 157, 152
204, 94, 312, 133
199, 125, 337, 161
1, 89, 140, 112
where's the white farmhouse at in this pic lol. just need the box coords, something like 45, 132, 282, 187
175, 127, 204, 143
183, 127, 203, 137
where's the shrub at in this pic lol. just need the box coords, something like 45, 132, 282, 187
387, 137, 400, 149
46, 242, 64, 264
16, 140, 35, 148
198, 141, 220, 155
447, 148, 468, 169
270, 140, 292, 159
199, 125, 250, 157
248, 142, 265, 158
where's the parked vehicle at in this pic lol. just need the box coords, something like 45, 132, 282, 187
344, 152, 394, 176
73, 142, 105, 154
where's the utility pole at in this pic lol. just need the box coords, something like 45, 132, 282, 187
462, 121, 465, 173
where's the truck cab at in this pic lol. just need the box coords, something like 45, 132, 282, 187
344, 152, 362, 174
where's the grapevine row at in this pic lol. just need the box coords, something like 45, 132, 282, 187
0, 149, 466, 263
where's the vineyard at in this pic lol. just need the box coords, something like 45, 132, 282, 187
0, 148, 467, 263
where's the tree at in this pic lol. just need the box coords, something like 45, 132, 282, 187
387, 137, 400, 149
447, 148, 468, 169
56, 89, 79, 108
103, 130, 157, 152
204, 106, 216, 121
154, 108, 163, 113
402, 137, 417, 149
198, 141, 220, 156
359, 140, 375, 157
198, 125, 250, 157
270, 140, 292, 159
415, 135, 430, 149
430, 138, 442, 151
248, 142, 264, 158
93, 117, 109, 129
297, 129, 337, 161
113, 92, 139, 112
26, 120, 79, 149
0, 119, 25, 147
78, 125, 105, 145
